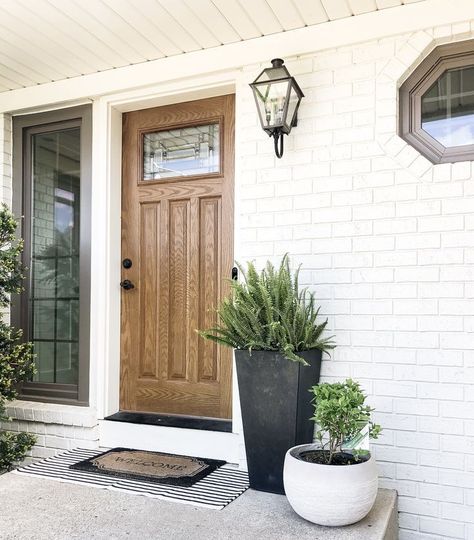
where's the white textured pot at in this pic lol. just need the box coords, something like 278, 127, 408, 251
283, 444, 378, 527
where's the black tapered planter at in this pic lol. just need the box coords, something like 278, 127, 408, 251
235, 349, 322, 495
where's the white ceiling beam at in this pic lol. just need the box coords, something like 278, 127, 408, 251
0, 0, 472, 113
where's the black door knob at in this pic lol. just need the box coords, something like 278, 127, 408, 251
120, 279, 135, 290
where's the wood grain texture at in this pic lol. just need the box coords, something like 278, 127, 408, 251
168, 199, 189, 381
139, 202, 159, 379
198, 197, 220, 382
120, 95, 234, 419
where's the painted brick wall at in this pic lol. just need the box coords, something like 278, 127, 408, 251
0, 113, 12, 333
1, 401, 98, 460
0, 113, 12, 207
235, 25, 474, 540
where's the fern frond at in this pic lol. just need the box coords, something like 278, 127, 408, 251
199, 255, 335, 364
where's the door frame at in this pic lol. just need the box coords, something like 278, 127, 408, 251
91, 77, 245, 462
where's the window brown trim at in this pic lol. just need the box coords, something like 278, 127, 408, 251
399, 39, 474, 164
12, 106, 92, 406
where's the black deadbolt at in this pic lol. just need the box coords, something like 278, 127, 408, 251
122, 258, 132, 269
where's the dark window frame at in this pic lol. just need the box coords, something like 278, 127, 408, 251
399, 39, 474, 164
12, 106, 92, 406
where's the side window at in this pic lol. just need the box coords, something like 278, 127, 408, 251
13, 107, 91, 405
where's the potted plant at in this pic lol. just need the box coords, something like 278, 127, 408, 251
199, 255, 334, 494
283, 379, 381, 526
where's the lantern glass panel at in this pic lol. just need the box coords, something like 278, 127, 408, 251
284, 85, 301, 132
255, 66, 289, 83
254, 80, 291, 128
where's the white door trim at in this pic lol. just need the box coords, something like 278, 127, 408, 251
90, 74, 246, 464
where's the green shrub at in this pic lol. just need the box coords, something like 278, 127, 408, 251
0, 431, 36, 471
199, 255, 334, 364
311, 379, 381, 464
0, 205, 36, 471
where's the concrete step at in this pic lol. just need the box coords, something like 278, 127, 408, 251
0, 470, 397, 539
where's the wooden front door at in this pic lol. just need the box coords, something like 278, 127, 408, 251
120, 95, 234, 419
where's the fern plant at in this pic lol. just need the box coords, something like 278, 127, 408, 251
199, 255, 334, 364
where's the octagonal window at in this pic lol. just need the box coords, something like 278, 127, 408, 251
400, 40, 474, 163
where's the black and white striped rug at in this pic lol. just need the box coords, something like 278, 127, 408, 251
14, 448, 249, 510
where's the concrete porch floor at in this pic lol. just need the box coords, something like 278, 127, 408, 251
0, 472, 397, 540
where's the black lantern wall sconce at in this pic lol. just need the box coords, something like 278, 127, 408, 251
250, 58, 304, 158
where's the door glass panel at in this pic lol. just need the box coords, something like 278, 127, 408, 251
421, 65, 474, 147
143, 123, 220, 180
30, 127, 81, 385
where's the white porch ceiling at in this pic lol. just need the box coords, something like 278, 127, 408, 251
0, 0, 426, 93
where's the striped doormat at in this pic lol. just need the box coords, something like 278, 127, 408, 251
14, 448, 249, 510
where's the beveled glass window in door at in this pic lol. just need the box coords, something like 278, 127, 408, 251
143, 123, 220, 180
421, 66, 474, 147
30, 128, 80, 385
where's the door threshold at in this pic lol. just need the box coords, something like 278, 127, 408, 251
104, 411, 232, 433
99, 420, 240, 462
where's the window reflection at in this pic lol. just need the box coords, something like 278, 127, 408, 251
421, 66, 474, 147
143, 123, 220, 180
30, 128, 80, 385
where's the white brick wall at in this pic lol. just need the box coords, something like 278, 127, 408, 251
0, 113, 12, 330
0, 401, 98, 460
236, 24, 474, 540
0, 113, 12, 207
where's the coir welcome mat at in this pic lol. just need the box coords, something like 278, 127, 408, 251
14, 448, 249, 509
70, 447, 225, 487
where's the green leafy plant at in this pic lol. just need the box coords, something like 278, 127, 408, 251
0, 432, 36, 471
311, 379, 381, 465
199, 255, 334, 364
0, 204, 36, 471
